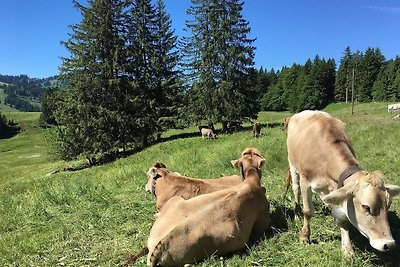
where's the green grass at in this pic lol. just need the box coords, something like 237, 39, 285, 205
1, 103, 400, 266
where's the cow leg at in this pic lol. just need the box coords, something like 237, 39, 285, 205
299, 176, 313, 244
340, 228, 355, 257
289, 165, 302, 218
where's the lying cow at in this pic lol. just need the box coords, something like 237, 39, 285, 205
147, 148, 270, 266
287, 110, 400, 257
146, 162, 242, 211
252, 122, 261, 137
201, 127, 217, 139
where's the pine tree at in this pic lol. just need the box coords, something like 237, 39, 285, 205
372, 57, 400, 101
152, 0, 182, 130
182, 0, 256, 125
335, 47, 354, 102
57, 0, 129, 161
39, 87, 63, 126
357, 47, 385, 102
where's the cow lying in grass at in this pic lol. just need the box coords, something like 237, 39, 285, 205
287, 110, 400, 256
146, 148, 270, 266
146, 162, 242, 211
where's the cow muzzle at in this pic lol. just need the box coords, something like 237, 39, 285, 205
370, 239, 396, 252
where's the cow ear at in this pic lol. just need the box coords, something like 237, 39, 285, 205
386, 185, 400, 198
258, 158, 266, 169
323, 186, 353, 206
231, 159, 241, 169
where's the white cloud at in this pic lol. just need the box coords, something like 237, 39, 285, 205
364, 5, 400, 14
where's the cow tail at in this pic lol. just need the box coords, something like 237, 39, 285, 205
123, 247, 148, 266
283, 167, 292, 198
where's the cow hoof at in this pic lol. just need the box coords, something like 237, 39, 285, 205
294, 205, 302, 219
300, 238, 310, 244
342, 247, 355, 258
300, 235, 310, 244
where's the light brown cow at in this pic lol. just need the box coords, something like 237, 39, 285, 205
252, 122, 262, 137
146, 162, 242, 211
201, 127, 217, 139
146, 148, 270, 266
287, 110, 400, 256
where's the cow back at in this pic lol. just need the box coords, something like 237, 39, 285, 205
287, 110, 357, 181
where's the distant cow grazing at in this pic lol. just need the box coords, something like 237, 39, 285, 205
388, 103, 400, 112
146, 148, 270, 266
252, 122, 261, 137
146, 162, 242, 211
283, 116, 291, 132
201, 127, 217, 139
198, 122, 215, 133
287, 110, 400, 257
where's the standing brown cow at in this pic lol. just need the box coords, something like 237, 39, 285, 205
287, 110, 400, 256
200, 128, 217, 139
283, 116, 291, 132
252, 122, 261, 137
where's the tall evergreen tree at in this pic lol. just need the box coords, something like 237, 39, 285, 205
335, 46, 354, 102
356, 47, 385, 102
40, 87, 63, 126
152, 0, 182, 130
372, 56, 400, 101
182, 0, 256, 125
260, 67, 288, 111
57, 0, 130, 161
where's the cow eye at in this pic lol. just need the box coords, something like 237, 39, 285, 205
362, 205, 371, 214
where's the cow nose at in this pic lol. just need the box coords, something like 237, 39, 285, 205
383, 241, 395, 251
371, 239, 396, 252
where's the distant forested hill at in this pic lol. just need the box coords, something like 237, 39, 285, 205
0, 74, 61, 112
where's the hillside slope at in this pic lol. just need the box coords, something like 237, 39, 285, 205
1, 103, 400, 266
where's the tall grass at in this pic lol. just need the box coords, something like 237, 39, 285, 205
1, 102, 400, 266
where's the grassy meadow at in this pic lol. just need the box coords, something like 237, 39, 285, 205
1, 102, 400, 266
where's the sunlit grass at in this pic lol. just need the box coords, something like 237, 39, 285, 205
1, 102, 400, 266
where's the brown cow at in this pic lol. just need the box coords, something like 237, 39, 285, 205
252, 122, 262, 137
287, 110, 400, 256
200, 127, 217, 139
146, 148, 270, 266
283, 116, 291, 132
146, 162, 242, 211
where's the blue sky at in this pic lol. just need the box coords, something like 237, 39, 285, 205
1, 0, 400, 78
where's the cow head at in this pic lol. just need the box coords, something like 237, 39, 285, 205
323, 171, 400, 252
145, 162, 167, 193
231, 148, 266, 179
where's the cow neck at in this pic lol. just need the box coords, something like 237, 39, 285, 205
151, 173, 162, 197
241, 165, 261, 185
337, 165, 362, 188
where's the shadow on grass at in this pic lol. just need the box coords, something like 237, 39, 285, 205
0, 124, 21, 139
57, 121, 286, 173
